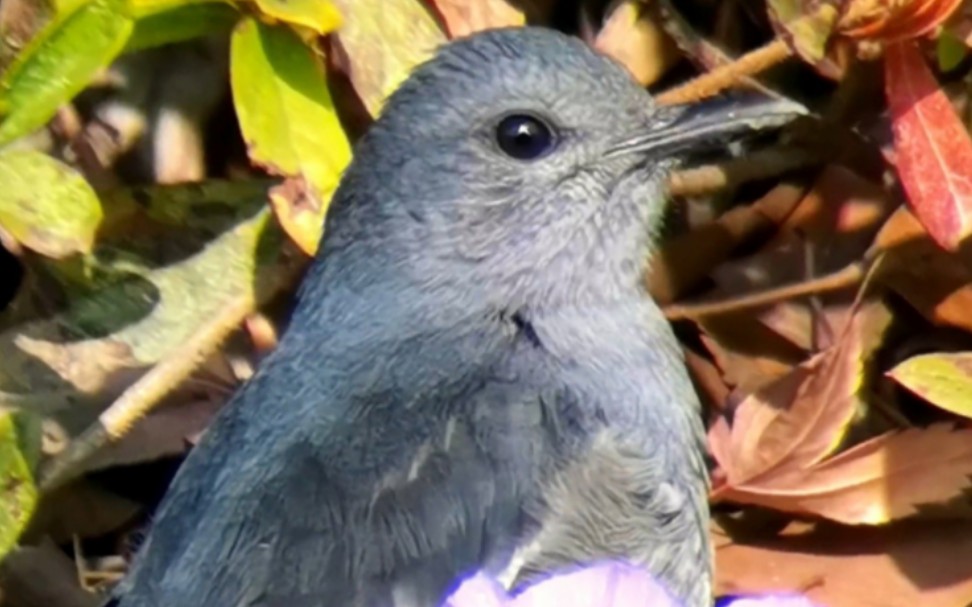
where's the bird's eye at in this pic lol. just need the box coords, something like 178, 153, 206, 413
495, 114, 557, 160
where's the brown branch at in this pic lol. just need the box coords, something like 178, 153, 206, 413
649, 0, 777, 97
668, 147, 818, 197
656, 37, 794, 105
663, 261, 867, 320
39, 294, 255, 493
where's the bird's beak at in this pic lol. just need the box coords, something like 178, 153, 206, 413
606, 95, 808, 159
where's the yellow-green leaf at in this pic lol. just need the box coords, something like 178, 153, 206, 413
0, 412, 37, 559
937, 29, 968, 73
0, 0, 133, 146
0, 150, 103, 258
0, 181, 296, 434
230, 18, 350, 254
331, 0, 445, 116
766, 0, 838, 64
250, 0, 341, 35
594, 0, 678, 87
125, 1, 237, 51
889, 352, 972, 419
126, 0, 222, 18
53, 0, 91, 16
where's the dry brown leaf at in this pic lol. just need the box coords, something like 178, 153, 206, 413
432, 0, 525, 38
648, 181, 806, 305
0, 539, 97, 607
0, 327, 144, 417
874, 205, 972, 335
714, 518, 972, 607
25, 480, 141, 545
725, 345, 859, 483
268, 176, 324, 257
774, 165, 893, 263
721, 423, 972, 524
710, 165, 895, 352
698, 315, 805, 395
244, 312, 280, 353
83, 396, 226, 473
683, 346, 731, 414
711, 301, 889, 487
594, 0, 679, 86
651, 182, 811, 398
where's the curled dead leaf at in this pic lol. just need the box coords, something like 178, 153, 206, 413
709, 301, 898, 525
719, 423, 972, 525
269, 176, 323, 257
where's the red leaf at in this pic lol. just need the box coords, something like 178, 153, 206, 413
721, 424, 972, 524
885, 41, 972, 252
841, 0, 963, 42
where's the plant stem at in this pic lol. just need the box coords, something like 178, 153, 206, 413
657, 37, 794, 105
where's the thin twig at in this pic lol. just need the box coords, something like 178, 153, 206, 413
650, 0, 778, 97
663, 261, 867, 320
668, 147, 818, 197
39, 293, 255, 493
657, 37, 794, 105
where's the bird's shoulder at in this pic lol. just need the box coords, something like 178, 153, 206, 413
112, 304, 550, 606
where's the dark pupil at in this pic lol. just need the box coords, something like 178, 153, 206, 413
496, 115, 554, 160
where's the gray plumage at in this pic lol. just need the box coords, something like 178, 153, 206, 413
111, 26, 801, 607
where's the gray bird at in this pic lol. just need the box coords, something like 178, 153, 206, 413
110, 26, 802, 607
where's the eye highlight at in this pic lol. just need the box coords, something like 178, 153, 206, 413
495, 114, 557, 160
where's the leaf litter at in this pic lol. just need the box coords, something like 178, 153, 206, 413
5, 0, 972, 605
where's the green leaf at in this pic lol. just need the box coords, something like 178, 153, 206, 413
230, 18, 350, 254
889, 352, 972, 419
53, 0, 92, 16
251, 0, 342, 35
0, 150, 103, 258
331, 0, 445, 116
0, 411, 37, 559
0, 181, 297, 436
127, 0, 221, 18
937, 29, 968, 73
0, 0, 133, 146
125, 1, 238, 52
765, 0, 838, 64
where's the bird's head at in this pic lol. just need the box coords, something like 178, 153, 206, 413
316, 27, 803, 311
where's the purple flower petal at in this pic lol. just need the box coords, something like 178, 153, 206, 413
442, 574, 510, 607
511, 562, 679, 607
443, 563, 826, 607
722, 595, 823, 607
443, 562, 679, 607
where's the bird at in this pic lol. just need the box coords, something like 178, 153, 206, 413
109, 26, 803, 607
